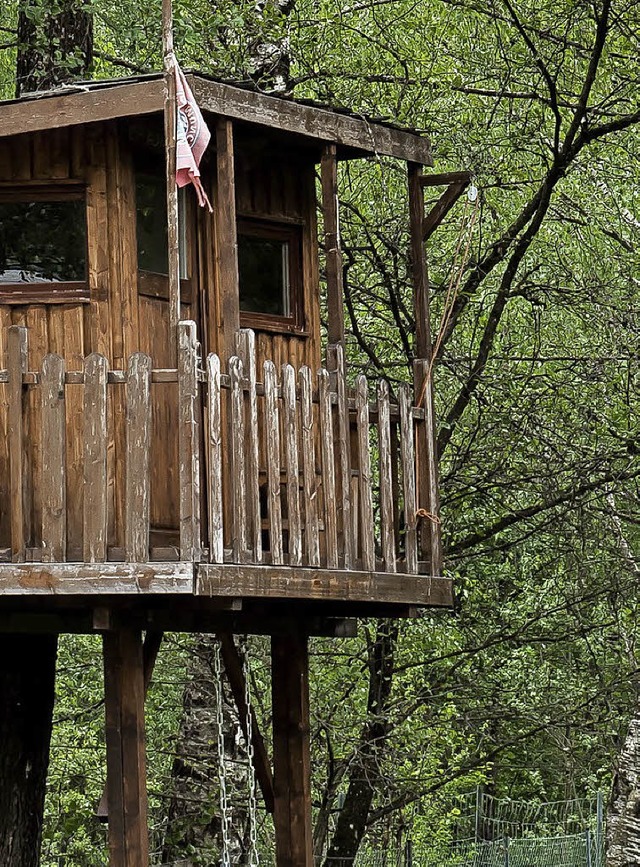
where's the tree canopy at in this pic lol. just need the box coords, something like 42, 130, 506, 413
0, 0, 638, 862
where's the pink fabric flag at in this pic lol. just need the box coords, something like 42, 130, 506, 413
174, 63, 213, 211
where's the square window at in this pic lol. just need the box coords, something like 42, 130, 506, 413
0, 186, 88, 302
237, 219, 303, 331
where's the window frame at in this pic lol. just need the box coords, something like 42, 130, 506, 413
237, 217, 305, 334
134, 163, 193, 305
0, 182, 89, 304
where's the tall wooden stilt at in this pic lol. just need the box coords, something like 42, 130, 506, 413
103, 627, 149, 867
408, 161, 442, 575
272, 633, 313, 867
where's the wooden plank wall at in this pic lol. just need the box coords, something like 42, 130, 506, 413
0, 122, 320, 556
0, 122, 186, 552
207, 140, 321, 374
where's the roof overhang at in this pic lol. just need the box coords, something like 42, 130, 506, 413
0, 73, 433, 165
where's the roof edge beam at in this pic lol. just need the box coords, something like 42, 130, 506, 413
189, 75, 433, 165
0, 79, 165, 140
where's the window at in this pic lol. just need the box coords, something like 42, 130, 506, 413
0, 185, 88, 303
237, 218, 303, 332
134, 165, 190, 301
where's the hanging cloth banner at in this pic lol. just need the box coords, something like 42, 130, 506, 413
174, 62, 213, 211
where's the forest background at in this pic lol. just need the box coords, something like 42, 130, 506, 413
0, 0, 638, 864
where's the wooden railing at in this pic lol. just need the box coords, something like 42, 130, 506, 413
0, 321, 441, 577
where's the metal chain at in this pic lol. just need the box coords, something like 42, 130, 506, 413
240, 636, 260, 866
212, 637, 232, 867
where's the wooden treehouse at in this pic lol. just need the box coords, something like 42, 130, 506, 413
0, 72, 456, 866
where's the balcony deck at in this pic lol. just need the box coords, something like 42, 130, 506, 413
0, 322, 452, 615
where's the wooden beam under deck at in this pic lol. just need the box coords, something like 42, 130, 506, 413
0, 563, 452, 608
0, 563, 193, 595
197, 564, 453, 608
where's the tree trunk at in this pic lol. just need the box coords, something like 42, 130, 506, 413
0, 634, 58, 867
16, 0, 93, 96
607, 700, 640, 867
323, 620, 398, 866
606, 495, 640, 867
161, 635, 253, 865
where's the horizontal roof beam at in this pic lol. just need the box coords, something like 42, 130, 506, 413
0, 75, 433, 164
0, 79, 165, 139
189, 75, 434, 164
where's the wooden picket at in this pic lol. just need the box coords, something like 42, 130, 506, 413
1, 322, 441, 580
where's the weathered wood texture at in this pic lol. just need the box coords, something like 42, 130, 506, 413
41, 354, 67, 562
0, 123, 171, 556
414, 359, 443, 576
206, 137, 321, 379
321, 144, 344, 348
272, 633, 314, 867
177, 322, 201, 561
0, 326, 443, 599
103, 627, 149, 866
191, 75, 433, 164
197, 565, 453, 607
0, 75, 432, 163
0, 563, 193, 595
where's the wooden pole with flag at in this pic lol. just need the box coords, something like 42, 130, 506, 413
163, 0, 180, 362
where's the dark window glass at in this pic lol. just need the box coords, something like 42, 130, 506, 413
135, 170, 187, 279
0, 198, 86, 284
238, 233, 293, 318
136, 172, 169, 276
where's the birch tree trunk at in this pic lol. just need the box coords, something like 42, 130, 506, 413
607, 494, 640, 867
607, 707, 640, 867
161, 635, 253, 865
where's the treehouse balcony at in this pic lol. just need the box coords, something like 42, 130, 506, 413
0, 321, 451, 613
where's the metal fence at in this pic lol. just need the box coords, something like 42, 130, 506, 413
319, 790, 606, 867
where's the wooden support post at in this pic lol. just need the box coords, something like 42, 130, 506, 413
163, 0, 180, 363
103, 627, 149, 867
414, 360, 442, 574
97, 630, 163, 822
408, 162, 442, 575
271, 633, 313, 867
408, 162, 431, 361
321, 144, 344, 353
216, 118, 240, 360
8, 326, 28, 562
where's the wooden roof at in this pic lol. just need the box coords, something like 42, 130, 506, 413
0, 72, 433, 165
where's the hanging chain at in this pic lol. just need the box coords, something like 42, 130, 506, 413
240, 636, 260, 866
213, 637, 232, 867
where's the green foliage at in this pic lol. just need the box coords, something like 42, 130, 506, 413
1, 0, 638, 861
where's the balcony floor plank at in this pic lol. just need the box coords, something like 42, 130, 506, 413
197, 564, 453, 608
0, 563, 194, 595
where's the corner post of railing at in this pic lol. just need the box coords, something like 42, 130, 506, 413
8, 325, 28, 562
475, 785, 484, 843
178, 320, 201, 561
413, 358, 442, 576
408, 161, 442, 578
